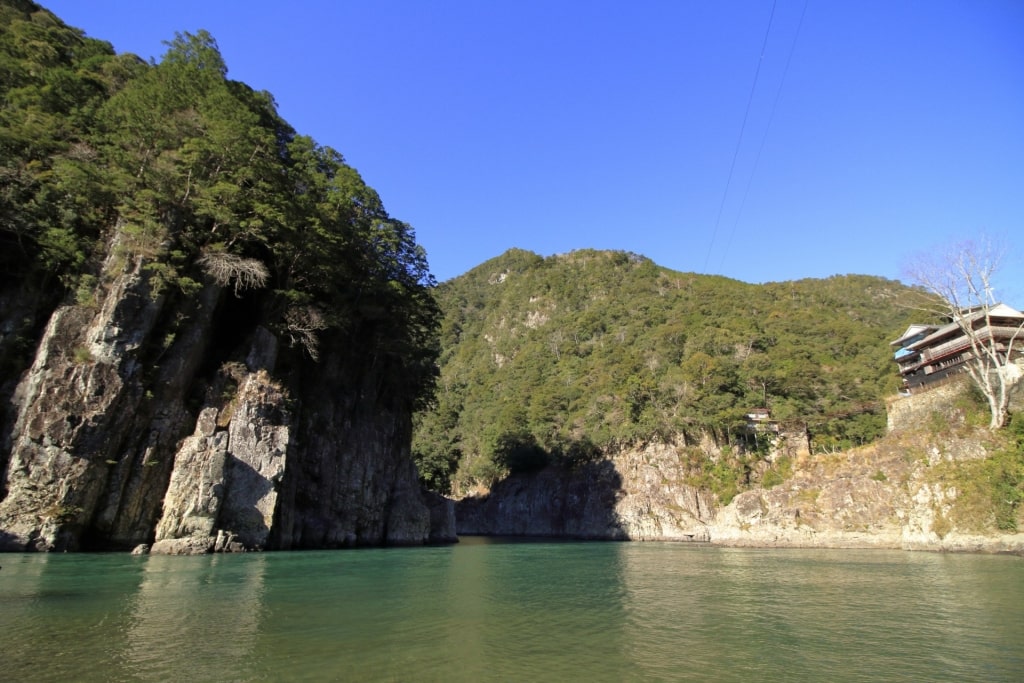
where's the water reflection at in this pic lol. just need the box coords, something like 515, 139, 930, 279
464, 539, 633, 681
123, 553, 267, 681
247, 546, 469, 680
0, 553, 146, 682
242, 539, 634, 681
619, 543, 720, 680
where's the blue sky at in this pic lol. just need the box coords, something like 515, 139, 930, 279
42, 1, 1024, 301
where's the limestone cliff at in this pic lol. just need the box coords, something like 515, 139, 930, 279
0, 237, 454, 553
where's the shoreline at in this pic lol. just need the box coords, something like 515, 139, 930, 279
454, 530, 1024, 555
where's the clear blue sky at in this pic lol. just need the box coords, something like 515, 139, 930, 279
42, 1, 1024, 301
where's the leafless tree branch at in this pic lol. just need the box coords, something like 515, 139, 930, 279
198, 250, 269, 296
285, 305, 328, 362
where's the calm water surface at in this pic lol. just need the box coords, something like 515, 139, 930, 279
1, 539, 1021, 682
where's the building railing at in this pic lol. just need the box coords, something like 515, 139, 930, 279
918, 326, 1018, 364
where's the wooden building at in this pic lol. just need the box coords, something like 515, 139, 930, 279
891, 303, 1024, 390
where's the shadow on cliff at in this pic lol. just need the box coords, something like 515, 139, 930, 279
0, 530, 22, 551
454, 437, 628, 540
217, 455, 275, 549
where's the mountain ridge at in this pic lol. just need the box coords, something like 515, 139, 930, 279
414, 247, 920, 496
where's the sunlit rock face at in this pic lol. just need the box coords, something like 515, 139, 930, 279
152, 371, 290, 555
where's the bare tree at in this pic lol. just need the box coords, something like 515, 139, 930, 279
903, 237, 1024, 429
285, 305, 328, 362
198, 250, 269, 295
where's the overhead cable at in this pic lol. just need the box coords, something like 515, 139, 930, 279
702, 0, 778, 273
718, 0, 809, 274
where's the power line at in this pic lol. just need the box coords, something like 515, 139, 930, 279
702, 0, 778, 273
718, 0, 809, 274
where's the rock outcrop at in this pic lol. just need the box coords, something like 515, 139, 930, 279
0, 240, 198, 551
457, 442, 714, 541
0, 2, 454, 554
0, 235, 454, 553
151, 369, 290, 555
707, 431, 1024, 553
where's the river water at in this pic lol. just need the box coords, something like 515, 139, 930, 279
1, 539, 1021, 682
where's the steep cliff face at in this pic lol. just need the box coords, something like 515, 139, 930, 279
457, 442, 716, 541
0, 4, 452, 553
457, 459, 629, 539
0, 241, 200, 551
0, 243, 454, 553
269, 348, 440, 550
151, 365, 290, 555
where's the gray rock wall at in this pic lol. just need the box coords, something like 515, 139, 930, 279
457, 441, 715, 541
151, 369, 290, 555
0, 243, 184, 551
269, 351, 436, 549
0, 233, 453, 552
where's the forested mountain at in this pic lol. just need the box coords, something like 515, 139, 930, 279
414, 248, 922, 494
0, 1, 447, 551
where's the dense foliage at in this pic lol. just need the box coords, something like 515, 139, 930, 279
0, 2, 438, 408
930, 406, 1024, 533
413, 248, 921, 493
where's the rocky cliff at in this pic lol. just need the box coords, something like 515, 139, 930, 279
0, 3, 456, 553
456, 378, 1024, 553
0, 236, 454, 553
707, 429, 1024, 553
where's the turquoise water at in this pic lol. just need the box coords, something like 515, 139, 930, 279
1, 540, 1022, 682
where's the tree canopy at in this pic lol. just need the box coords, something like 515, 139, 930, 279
0, 2, 438, 410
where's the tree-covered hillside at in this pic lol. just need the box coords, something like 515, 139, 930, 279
0, 1, 438, 410
414, 248, 921, 494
